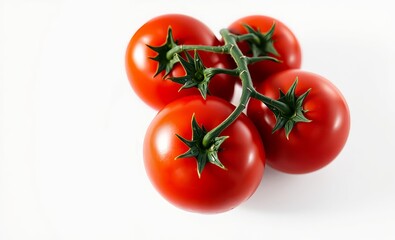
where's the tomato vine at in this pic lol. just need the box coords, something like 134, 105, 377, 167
147, 24, 311, 175
126, 14, 350, 213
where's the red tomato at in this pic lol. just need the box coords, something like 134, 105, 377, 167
227, 15, 302, 84
144, 96, 265, 213
125, 14, 235, 110
247, 70, 350, 174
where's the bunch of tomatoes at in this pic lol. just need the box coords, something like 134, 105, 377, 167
125, 14, 350, 214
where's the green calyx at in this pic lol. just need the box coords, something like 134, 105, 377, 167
243, 23, 279, 58
269, 78, 312, 139
146, 27, 179, 77
169, 51, 211, 99
175, 115, 228, 178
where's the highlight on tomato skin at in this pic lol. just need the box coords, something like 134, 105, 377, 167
247, 69, 350, 174
125, 14, 235, 110
143, 95, 265, 213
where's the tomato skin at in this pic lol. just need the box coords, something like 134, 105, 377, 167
144, 96, 265, 213
247, 70, 350, 174
125, 14, 235, 110
227, 15, 302, 84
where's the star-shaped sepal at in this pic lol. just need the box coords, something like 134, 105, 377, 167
168, 51, 211, 99
268, 78, 312, 139
146, 27, 179, 77
243, 23, 280, 58
175, 114, 228, 178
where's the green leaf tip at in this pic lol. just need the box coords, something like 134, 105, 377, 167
146, 27, 179, 78
271, 77, 312, 139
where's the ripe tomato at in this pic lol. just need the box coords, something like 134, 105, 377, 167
227, 15, 302, 84
247, 70, 350, 174
125, 14, 235, 110
144, 96, 265, 213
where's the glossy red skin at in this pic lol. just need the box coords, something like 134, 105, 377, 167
125, 14, 235, 110
247, 70, 350, 174
144, 96, 265, 213
227, 15, 302, 84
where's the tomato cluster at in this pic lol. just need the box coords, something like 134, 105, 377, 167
125, 14, 350, 214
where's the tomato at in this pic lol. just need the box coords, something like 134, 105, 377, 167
125, 14, 235, 110
247, 70, 350, 174
144, 95, 265, 213
227, 15, 302, 84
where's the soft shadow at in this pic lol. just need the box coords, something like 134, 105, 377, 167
242, 166, 335, 214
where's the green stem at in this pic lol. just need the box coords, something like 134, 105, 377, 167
206, 67, 239, 77
166, 31, 259, 61
251, 90, 291, 115
233, 33, 259, 43
202, 79, 252, 147
202, 29, 290, 147
202, 29, 254, 147
247, 56, 281, 65
166, 45, 229, 60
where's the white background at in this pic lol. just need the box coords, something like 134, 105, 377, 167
1, 0, 395, 239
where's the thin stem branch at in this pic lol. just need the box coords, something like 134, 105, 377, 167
206, 67, 239, 77
247, 56, 281, 64
166, 45, 229, 60
233, 33, 259, 43
250, 90, 291, 116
